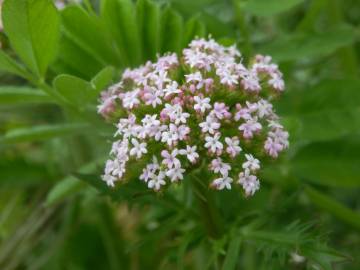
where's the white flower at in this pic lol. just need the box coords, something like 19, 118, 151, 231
239, 117, 262, 139
185, 71, 202, 83
256, 99, 273, 118
242, 154, 260, 171
179, 145, 199, 163
194, 96, 211, 113
238, 170, 260, 196
199, 115, 220, 134
210, 158, 231, 176
161, 149, 180, 169
164, 81, 181, 97
211, 176, 233, 190
225, 137, 242, 157
161, 124, 179, 146
129, 138, 147, 159
148, 171, 166, 191
144, 88, 163, 108
102, 174, 117, 187
166, 165, 185, 182
122, 89, 140, 109
174, 111, 190, 125
176, 125, 190, 140
204, 133, 223, 153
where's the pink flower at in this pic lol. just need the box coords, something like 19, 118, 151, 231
225, 137, 242, 157
239, 118, 262, 139
210, 158, 231, 176
161, 149, 180, 169
205, 133, 223, 154
212, 102, 231, 119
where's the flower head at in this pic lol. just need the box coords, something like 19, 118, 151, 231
99, 37, 288, 196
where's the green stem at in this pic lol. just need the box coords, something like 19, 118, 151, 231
232, 0, 253, 59
189, 170, 224, 239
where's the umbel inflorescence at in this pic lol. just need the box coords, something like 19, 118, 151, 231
97, 38, 289, 197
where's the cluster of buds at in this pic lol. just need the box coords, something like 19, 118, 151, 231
98, 38, 289, 197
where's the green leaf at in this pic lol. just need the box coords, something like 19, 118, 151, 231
136, 0, 161, 61
292, 138, 360, 187
52, 35, 104, 79
0, 50, 29, 78
278, 79, 360, 143
243, 0, 305, 17
91, 66, 114, 93
160, 7, 183, 54
2, 0, 60, 77
60, 5, 121, 68
222, 235, 241, 270
259, 24, 357, 62
53, 74, 93, 107
0, 86, 54, 105
100, 0, 141, 66
0, 123, 90, 144
276, 79, 360, 115
305, 186, 360, 230
45, 178, 84, 206
289, 108, 360, 143
183, 16, 206, 47
45, 158, 106, 206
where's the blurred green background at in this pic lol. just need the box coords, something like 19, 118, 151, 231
0, 0, 359, 269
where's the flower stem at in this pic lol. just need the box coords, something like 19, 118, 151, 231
189, 170, 224, 239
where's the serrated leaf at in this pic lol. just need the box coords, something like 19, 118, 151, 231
2, 0, 60, 77
305, 186, 360, 230
100, 0, 141, 66
243, 0, 305, 17
0, 123, 90, 144
136, 0, 161, 61
160, 7, 183, 54
0, 86, 53, 105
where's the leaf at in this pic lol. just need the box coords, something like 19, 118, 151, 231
100, 0, 141, 66
289, 108, 360, 143
45, 178, 84, 207
222, 235, 241, 270
305, 186, 360, 230
292, 137, 360, 187
52, 35, 104, 80
243, 0, 305, 17
160, 7, 183, 54
277, 79, 360, 143
259, 24, 357, 62
0, 50, 29, 78
0, 158, 52, 187
183, 16, 206, 47
2, 0, 60, 77
275, 79, 360, 115
0, 86, 54, 105
0, 123, 90, 144
136, 0, 161, 61
90, 66, 114, 93
45, 158, 106, 206
54, 74, 95, 107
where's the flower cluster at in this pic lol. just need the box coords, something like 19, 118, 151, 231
98, 37, 289, 197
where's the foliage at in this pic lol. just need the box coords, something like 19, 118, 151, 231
0, 0, 359, 269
